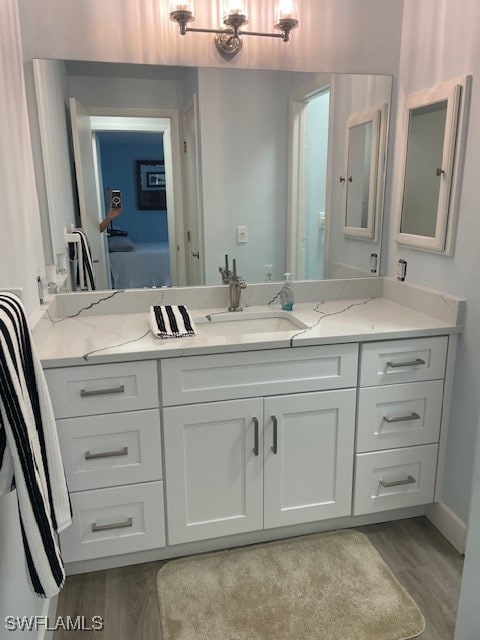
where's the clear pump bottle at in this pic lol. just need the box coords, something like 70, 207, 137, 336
280, 272, 294, 311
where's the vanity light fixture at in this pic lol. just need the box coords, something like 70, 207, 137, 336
169, 1, 299, 59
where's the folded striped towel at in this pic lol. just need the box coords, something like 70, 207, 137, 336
149, 305, 196, 339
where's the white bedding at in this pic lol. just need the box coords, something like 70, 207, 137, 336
109, 241, 171, 289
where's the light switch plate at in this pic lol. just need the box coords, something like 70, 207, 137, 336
236, 226, 248, 244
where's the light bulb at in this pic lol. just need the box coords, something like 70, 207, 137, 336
276, 0, 296, 21
223, 1, 246, 18
170, 1, 194, 15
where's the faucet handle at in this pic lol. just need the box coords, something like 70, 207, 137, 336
219, 265, 232, 284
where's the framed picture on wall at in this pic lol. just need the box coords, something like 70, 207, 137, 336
136, 160, 167, 210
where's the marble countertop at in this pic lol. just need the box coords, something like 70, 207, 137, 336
35, 295, 461, 368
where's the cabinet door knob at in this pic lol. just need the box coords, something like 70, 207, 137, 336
271, 415, 278, 454
253, 417, 259, 456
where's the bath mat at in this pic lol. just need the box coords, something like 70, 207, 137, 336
156, 529, 425, 640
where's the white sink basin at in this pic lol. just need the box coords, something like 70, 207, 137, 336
193, 310, 308, 337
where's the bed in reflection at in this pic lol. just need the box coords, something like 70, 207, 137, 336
108, 239, 171, 289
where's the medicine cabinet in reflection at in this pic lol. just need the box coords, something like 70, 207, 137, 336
395, 75, 471, 254
341, 104, 387, 241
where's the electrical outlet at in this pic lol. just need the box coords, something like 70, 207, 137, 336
397, 259, 407, 281
318, 211, 326, 230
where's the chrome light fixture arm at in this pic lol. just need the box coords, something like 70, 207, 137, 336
170, 10, 298, 59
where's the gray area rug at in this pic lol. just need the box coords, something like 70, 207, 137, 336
156, 529, 425, 640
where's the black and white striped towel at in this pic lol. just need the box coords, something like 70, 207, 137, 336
69, 228, 96, 291
149, 305, 196, 339
0, 292, 71, 598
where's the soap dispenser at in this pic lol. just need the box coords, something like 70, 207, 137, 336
280, 273, 294, 311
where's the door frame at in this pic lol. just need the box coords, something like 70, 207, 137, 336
183, 94, 205, 285
286, 74, 331, 280
69, 98, 109, 290
88, 107, 187, 286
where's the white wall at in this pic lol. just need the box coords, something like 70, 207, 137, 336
455, 412, 480, 639
0, 0, 45, 316
68, 75, 181, 110
385, 0, 480, 522
16, 0, 404, 75
0, 2, 47, 634
32, 59, 78, 264
305, 92, 330, 280
198, 67, 291, 284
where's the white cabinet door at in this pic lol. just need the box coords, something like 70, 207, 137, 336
164, 398, 264, 544
264, 389, 356, 529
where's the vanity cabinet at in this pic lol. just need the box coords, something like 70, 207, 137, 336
164, 389, 356, 545
43, 333, 452, 570
45, 361, 166, 563
353, 336, 448, 515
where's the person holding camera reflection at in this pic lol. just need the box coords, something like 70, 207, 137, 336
99, 206, 122, 233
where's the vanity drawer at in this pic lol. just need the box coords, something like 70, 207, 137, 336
57, 409, 162, 491
356, 380, 443, 452
353, 444, 438, 515
359, 336, 448, 387
161, 344, 359, 406
45, 361, 159, 418
60, 481, 166, 562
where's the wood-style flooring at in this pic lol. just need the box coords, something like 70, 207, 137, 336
53, 516, 464, 639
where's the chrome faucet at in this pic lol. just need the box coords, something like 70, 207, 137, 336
219, 254, 232, 284
227, 257, 246, 311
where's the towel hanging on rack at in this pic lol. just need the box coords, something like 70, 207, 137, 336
0, 292, 71, 598
69, 228, 96, 291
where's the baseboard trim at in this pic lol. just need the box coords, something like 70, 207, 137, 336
37, 596, 58, 640
426, 501, 467, 554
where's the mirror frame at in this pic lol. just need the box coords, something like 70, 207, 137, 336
341, 105, 385, 241
395, 75, 471, 254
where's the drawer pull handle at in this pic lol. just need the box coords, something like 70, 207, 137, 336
380, 475, 416, 488
271, 415, 278, 454
383, 412, 421, 424
253, 417, 259, 456
85, 446, 128, 460
80, 385, 125, 398
386, 358, 425, 369
91, 516, 133, 533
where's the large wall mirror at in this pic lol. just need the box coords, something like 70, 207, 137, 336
31, 60, 392, 292
395, 75, 471, 254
